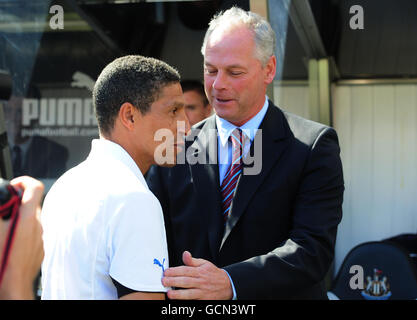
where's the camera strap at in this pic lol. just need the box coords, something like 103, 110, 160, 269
0, 185, 21, 287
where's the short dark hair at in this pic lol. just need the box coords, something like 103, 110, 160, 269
93, 55, 180, 135
180, 80, 209, 106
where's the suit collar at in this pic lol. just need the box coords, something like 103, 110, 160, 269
262, 99, 288, 141
215, 95, 269, 146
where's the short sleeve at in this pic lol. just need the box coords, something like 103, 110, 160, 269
107, 191, 169, 293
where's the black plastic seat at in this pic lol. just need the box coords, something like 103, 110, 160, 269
328, 241, 417, 300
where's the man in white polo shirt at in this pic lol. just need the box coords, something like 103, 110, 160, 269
40, 55, 189, 299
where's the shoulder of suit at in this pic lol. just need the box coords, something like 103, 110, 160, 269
191, 114, 215, 131
279, 108, 336, 146
185, 114, 215, 144
32, 136, 69, 156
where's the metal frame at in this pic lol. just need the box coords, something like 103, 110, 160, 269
337, 78, 417, 85
0, 103, 13, 179
250, 0, 274, 101
287, 0, 326, 59
274, 80, 308, 86
272, 0, 333, 125
65, 0, 124, 56
308, 58, 332, 125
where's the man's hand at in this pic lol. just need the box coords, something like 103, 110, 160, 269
0, 176, 44, 299
162, 251, 233, 300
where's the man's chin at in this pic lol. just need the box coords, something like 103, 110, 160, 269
213, 107, 237, 122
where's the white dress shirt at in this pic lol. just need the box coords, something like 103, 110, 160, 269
216, 96, 269, 184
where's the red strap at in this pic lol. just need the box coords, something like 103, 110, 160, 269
0, 186, 21, 287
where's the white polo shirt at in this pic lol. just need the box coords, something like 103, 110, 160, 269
41, 139, 169, 299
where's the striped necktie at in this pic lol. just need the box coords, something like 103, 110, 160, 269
221, 128, 243, 222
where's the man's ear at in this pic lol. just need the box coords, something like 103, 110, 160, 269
264, 55, 277, 85
118, 102, 136, 130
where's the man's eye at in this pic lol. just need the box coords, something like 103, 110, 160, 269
206, 69, 217, 74
172, 107, 178, 114
230, 71, 243, 76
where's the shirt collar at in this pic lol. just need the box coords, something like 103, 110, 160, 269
215, 95, 269, 147
88, 138, 148, 188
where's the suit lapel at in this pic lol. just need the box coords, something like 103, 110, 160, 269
220, 102, 291, 250
187, 116, 224, 260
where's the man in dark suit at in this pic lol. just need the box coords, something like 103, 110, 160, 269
146, 7, 344, 299
11, 135, 68, 179
6, 96, 68, 179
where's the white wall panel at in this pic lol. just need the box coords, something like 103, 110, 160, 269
273, 83, 417, 277
332, 86, 353, 271
333, 84, 417, 274
273, 84, 309, 118
372, 86, 395, 240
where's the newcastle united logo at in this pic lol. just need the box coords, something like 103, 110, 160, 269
361, 268, 392, 300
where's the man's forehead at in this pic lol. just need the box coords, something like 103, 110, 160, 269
159, 96, 184, 107
206, 24, 253, 48
152, 84, 184, 107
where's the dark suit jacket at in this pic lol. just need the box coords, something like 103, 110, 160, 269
146, 101, 344, 299
18, 136, 68, 179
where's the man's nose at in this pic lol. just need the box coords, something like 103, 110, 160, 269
178, 110, 190, 136
212, 71, 228, 91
